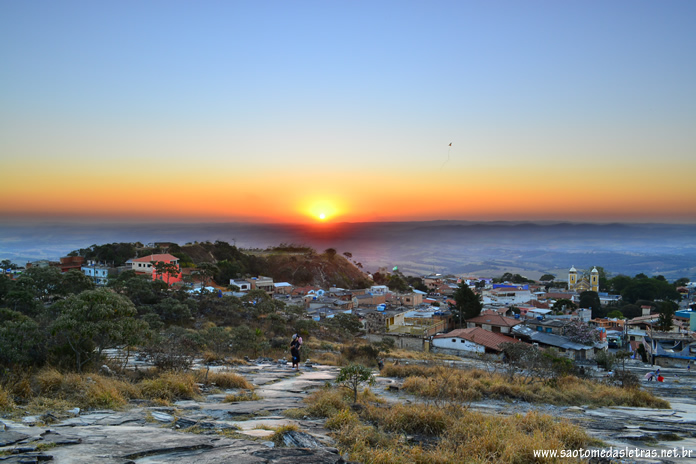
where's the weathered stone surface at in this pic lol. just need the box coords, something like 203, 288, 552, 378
0, 431, 29, 446
39, 430, 81, 446
281, 430, 325, 448
251, 448, 349, 464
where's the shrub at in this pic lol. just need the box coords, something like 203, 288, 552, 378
140, 372, 199, 402
336, 364, 375, 403
0, 385, 15, 411
303, 388, 350, 418
340, 344, 379, 366
196, 370, 253, 390
223, 391, 261, 402
325, 408, 360, 430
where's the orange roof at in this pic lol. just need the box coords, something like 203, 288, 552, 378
466, 313, 521, 327
132, 253, 179, 263
434, 327, 520, 351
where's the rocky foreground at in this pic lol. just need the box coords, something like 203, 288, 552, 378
1, 360, 695, 463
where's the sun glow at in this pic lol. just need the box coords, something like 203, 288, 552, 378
302, 198, 342, 222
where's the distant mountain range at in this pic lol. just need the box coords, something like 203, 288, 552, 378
1, 220, 694, 280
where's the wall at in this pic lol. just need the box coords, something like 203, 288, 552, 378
365, 333, 425, 351
432, 337, 484, 353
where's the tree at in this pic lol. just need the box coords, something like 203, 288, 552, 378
152, 261, 180, 286
25, 266, 63, 302
324, 248, 337, 260
195, 262, 219, 287
328, 313, 363, 336
387, 274, 409, 293
0, 309, 44, 367
606, 310, 624, 319
564, 320, 599, 345
153, 297, 192, 325
336, 363, 375, 403
608, 275, 632, 294
578, 291, 601, 313
61, 269, 96, 295
452, 283, 482, 327
552, 298, 576, 314
655, 301, 676, 332
50, 288, 147, 372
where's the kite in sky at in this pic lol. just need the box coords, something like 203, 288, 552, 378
440, 142, 452, 170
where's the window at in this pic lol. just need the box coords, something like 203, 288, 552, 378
537, 326, 543, 332
545, 327, 552, 333
452, 339, 456, 343
460, 339, 465, 343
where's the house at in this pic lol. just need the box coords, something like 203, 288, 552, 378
362, 309, 407, 334
483, 287, 534, 306
273, 282, 294, 295
512, 325, 596, 361
59, 256, 85, 273
432, 327, 521, 357
465, 311, 521, 334
388, 291, 424, 307
291, 285, 321, 296
246, 276, 274, 294
230, 279, 252, 291
369, 285, 389, 295
81, 262, 110, 286
525, 318, 568, 335
130, 253, 182, 285
355, 292, 387, 307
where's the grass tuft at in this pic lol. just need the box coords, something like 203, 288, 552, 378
271, 424, 300, 447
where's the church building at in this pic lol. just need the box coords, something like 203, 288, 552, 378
568, 266, 599, 293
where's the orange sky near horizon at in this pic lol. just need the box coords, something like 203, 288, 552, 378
3, 158, 695, 224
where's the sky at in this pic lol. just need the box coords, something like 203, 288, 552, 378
2, 1, 695, 225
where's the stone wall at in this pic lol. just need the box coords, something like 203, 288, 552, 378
365, 333, 426, 351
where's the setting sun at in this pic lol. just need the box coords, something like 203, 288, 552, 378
319, 213, 326, 220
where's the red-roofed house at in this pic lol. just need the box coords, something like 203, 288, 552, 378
466, 311, 521, 334
130, 253, 182, 285
432, 327, 520, 355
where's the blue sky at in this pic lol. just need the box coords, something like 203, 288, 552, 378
2, 1, 695, 223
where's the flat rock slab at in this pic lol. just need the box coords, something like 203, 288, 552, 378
48, 424, 268, 464
0, 431, 30, 447
251, 448, 349, 464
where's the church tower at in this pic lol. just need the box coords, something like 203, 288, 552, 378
591, 267, 599, 293
568, 266, 578, 291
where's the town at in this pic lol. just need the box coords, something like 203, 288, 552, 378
3, 240, 694, 370
2, 241, 695, 463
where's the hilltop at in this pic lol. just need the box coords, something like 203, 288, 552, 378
70, 241, 371, 289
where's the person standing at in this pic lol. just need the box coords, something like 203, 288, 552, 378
290, 334, 301, 370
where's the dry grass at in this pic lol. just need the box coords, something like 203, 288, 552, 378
0, 386, 15, 411
303, 388, 351, 418
325, 408, 360, 430
385, 364, 669, 409
32, 367, 139, 410
223, 391, 261, 402
195, 370, 253, 390
324, 397, 592, 464
387, 349, 461, 362
140, 371, 200, 403
309, 351, 342, 366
